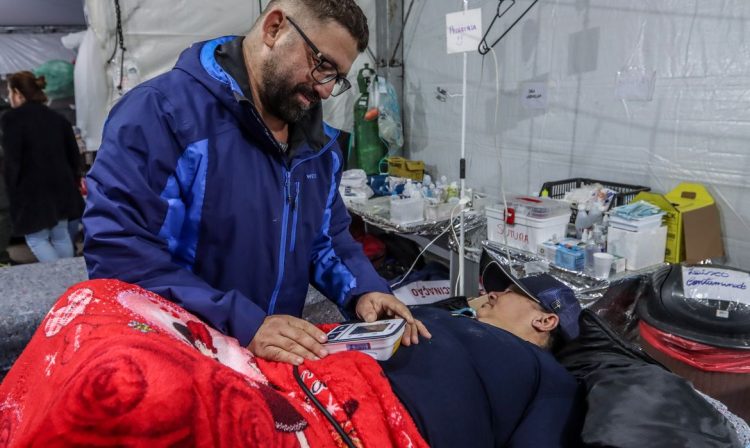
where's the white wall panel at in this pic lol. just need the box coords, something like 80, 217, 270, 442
403, 0, 750, 268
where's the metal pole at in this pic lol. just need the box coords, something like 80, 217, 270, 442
458, 0, 468, 296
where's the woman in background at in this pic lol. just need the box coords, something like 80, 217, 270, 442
1, 71, 84, 262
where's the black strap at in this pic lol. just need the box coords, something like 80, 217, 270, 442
292, 365, 356, 448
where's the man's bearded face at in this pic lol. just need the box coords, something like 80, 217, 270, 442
259, 56, 321, 124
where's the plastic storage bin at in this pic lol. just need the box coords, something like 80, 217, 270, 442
390, 196, 424, 225
607, 225, 667, 270
424, 200, 456, 222
539, 178, 650, 208
486, 197, 571, 253
508, 196, 571, 219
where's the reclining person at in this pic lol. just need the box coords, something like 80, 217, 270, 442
0, 263, 583, 447
380, 261, 584, 448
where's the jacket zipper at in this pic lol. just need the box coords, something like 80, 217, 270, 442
268, 171, 292, 314
289, 181, 301, 253
267, 136, 340, 315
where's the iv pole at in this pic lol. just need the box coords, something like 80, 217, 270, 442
458, 0, 468, 296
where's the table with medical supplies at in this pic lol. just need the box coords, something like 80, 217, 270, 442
346, 196, 487, 298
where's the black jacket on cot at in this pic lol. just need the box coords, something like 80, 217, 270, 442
1, 102, 84, 235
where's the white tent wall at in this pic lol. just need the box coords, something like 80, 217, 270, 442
78, 0, 376, 151
0, 34, 76, 74
403, 0, 750, 269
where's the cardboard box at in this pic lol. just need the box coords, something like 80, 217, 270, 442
387, 157, 424, 181
634, 183, 724, 263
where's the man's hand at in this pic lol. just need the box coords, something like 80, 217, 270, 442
355, 292, 432, 346
248, 315, 329, 365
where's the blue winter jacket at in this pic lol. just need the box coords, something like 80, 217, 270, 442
83, 36, 390, 346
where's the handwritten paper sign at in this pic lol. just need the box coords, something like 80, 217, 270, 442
446, 8, 483, 54
521, 82, 548, 109
682, 266, 750, 306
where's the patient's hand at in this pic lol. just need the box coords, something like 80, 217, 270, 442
356, 292, 432, 346
248, 315, 329, 365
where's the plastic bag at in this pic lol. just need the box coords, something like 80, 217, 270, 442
639, 321, 750, 373
375, 76, 404, 152
34, 60, 74, 99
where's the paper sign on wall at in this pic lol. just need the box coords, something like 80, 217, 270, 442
521, 82, 548, 109
682, 266, 750, 306
446, 8, 483, 54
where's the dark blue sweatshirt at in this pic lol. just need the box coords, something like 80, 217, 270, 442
381, 307, 583, 447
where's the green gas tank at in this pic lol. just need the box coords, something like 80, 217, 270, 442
352, 64, 387, 175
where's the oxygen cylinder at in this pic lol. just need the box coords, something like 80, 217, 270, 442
352, 63, 387, 175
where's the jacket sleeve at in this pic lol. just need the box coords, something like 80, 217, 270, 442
309, 150, 391, 313
83, 86, 265, 346
1, 114, 22, 196
61, 118, 82, 183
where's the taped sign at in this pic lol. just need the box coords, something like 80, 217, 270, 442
682, 266, 750, 306
446, 8, 483, 54
394, 280, 452, 306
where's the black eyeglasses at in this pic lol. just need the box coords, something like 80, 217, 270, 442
286, 16, 352, 97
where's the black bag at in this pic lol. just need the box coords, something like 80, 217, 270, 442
556, 309, 741, 448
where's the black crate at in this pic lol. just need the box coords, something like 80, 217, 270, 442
539, 178, 650, 209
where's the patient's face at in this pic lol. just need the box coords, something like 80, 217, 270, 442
475, 286, 545, 334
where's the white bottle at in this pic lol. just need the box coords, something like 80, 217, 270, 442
574, 204, 588, 239
588, 203, 603, 228
403, 179, 414, 198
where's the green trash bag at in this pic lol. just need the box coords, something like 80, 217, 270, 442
33, 60, 74, 100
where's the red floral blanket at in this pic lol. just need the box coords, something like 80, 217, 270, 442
0, 280, 427, 448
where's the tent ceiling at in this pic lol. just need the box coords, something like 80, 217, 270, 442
0, 0, 85, 27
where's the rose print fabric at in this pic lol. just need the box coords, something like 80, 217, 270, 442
0, 280, 426, 448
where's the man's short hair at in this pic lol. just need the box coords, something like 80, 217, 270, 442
266, 0, 369, 52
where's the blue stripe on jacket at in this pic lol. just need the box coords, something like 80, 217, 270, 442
312, 150, 357, 306
158, 139, 209, 269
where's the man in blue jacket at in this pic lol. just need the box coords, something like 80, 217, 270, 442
83, 0, 430, 365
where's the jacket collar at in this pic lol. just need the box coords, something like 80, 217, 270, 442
176, 36, 329, 160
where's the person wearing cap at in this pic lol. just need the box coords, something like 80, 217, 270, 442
475, 260, 581, 349
379, 260, 584, 447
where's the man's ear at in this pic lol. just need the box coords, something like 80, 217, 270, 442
531, 312, 559, 334
261, 9, 286, 48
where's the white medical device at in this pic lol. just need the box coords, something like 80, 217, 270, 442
324, 319, 406, 361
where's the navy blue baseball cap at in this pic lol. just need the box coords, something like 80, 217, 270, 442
481, 261, 582, 341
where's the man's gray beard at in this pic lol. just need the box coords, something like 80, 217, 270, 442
259, 59, 319, 124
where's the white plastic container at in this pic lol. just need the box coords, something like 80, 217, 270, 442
390, 196, 424, 225
607, 225, 667, 271
324, 319, 406, 361
424, 200, 456, 222
487, 198, 571, 252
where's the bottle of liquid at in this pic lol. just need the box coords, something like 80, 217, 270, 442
584, 230, 598, 276
446, 181, 459, 201
574, 204, 588, 239
592, 224, 605, 253
403, 179, 414, 198
588, 203, 603, 228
